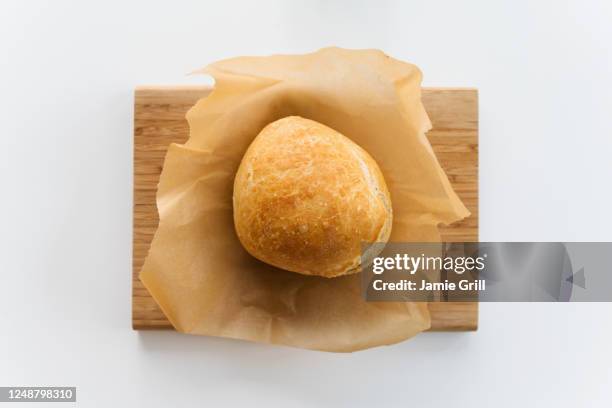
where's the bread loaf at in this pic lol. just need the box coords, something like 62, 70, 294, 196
233, 116, 392, 278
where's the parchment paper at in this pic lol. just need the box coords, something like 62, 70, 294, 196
139, 47, 469, 352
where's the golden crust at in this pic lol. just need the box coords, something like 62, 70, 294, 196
233, 116, 392, 278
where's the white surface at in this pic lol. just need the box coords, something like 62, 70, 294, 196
1, 0, 611, 406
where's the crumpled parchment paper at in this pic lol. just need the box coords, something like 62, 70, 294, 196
140, 47, 469, 352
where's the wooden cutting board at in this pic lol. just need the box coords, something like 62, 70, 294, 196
133, 86, 479, 331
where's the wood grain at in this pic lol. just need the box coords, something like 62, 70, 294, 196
133, 86, 479, 331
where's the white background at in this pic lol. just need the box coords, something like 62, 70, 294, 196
1, 0, 611, 406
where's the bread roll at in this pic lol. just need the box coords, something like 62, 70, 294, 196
233, 116, 392, 278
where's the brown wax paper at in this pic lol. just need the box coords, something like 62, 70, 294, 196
140, 47, 469, 352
